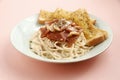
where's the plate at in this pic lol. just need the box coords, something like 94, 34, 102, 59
10, 14, 113, 63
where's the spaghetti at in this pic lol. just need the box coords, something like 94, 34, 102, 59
29, 19, 93, 60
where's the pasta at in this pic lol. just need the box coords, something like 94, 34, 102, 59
29, 19, 93, 60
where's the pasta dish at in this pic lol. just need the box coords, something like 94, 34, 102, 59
29, 9, 107, 60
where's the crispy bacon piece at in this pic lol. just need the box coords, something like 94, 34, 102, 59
46, 30, 68, 42
40, 28, 82, 47
40, 19, 83, 47
40, 28, 49, 38
67, 35, 79, 47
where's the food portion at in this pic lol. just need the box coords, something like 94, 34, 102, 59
38, 9, 108, 46
40, 19, 83, 47
30, 8, 108, 60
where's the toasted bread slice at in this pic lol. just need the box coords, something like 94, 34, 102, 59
53, 8, 71, 20
86, 29, 108, 46
38, 8, 108, 46
70, 9, 107, 46
38, 9, 71, 24
38, 10, 53, 24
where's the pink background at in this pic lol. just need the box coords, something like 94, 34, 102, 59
0, 0, 120, 80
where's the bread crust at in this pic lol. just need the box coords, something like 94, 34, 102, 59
86, 29, 108, 46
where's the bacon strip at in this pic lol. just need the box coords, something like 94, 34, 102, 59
40, 19, 83, 47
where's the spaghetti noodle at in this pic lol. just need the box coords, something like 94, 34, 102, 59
29, 19, 93, 60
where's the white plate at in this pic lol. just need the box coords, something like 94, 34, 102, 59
10, 14, 113, 63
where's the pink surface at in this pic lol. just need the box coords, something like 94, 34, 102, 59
0, 0, 120, 80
